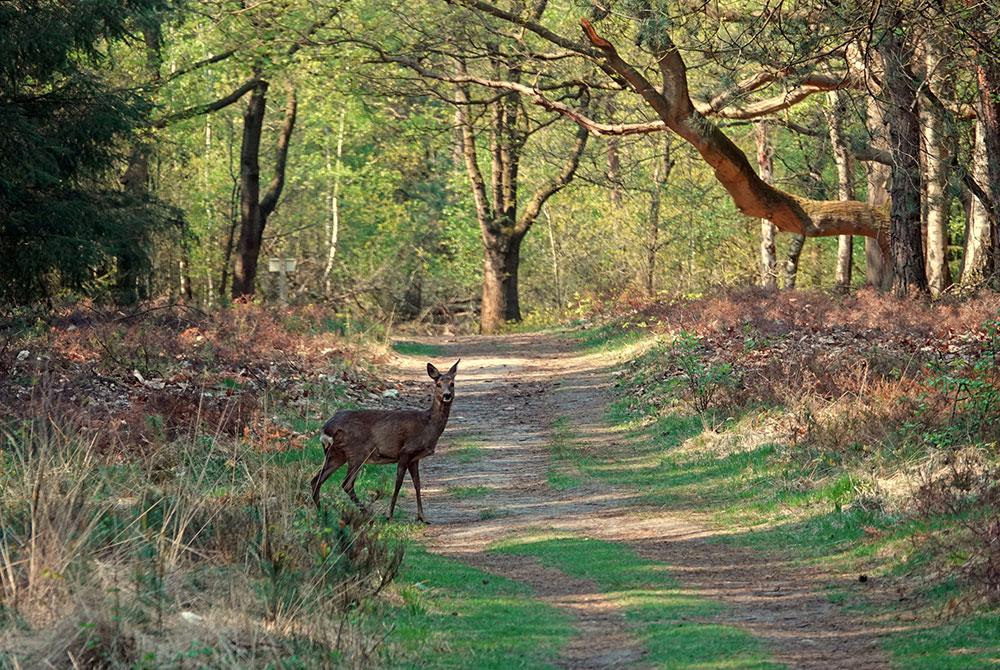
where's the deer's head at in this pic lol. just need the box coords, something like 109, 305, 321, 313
427, 359, 460, 404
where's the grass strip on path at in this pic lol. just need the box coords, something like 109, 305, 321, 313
382, 545, 572, 669
494, 534, 782, 670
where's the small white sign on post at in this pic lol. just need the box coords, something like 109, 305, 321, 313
268, 258, 297, 304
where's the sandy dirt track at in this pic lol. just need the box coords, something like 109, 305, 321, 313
387, 333, 887, 669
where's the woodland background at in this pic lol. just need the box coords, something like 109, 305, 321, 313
6, 0, 1000, 332
2, 1, 1000, 668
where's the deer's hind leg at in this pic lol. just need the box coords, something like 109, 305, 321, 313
311, 448, 346, 508
341, 459, 365, 508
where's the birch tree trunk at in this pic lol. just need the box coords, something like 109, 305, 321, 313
825, 90, 855, 292
784, 235, 806, 288
961, 119, 993, 287
975, 58, 1000, 285
864, 98, 893, 291
755, 122, 777, 290
322, 108, 346, 297
920, 39, 953, 295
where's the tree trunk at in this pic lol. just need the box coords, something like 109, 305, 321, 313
825, 91, 856, 292
755, 122, 778, 290
865, 98, 893, 290
878, 18, 928, 295
454, 75, 587, 333
645, 138, 673, 294
232, 80, 297, 299
231, 80, 267, 299
920, 40, 953, 295
322, 108, 346, 297
976, 59, 1000, 284
608, 137, 622, 206
543, 209, 563, 311
962, 119, 993, 287
784, 235, 806, 288
480, 233, 523, 332
646, 181, 661, 294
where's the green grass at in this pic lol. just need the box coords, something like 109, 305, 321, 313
384, 546, 572, 668
546, 467, 582, 490
569, 321, 649, 352
447, 441, 485, 464
495, 535, 781, 669
392, 340, 444, 358
592, 341, 1000, 669
546, 417, 587, 490
448, 485, 492, 499
884, 610, 1000, 669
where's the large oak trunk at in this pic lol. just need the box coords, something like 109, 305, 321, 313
454, 75, 587, 333
480, 234, 523, 332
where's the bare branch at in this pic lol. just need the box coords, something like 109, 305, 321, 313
153, 77, 259, 127
260, 83, 298, 219
516, 125, 589, 234
158, 49, 237, 87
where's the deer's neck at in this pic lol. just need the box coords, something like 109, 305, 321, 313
429, 396, 451, 433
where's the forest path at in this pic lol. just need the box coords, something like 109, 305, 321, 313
387, 333, 887, 669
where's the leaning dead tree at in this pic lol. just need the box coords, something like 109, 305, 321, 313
578, 19, 887, 243
443, 1, 899, 286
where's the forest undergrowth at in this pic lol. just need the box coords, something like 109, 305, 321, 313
0, 302, 414, 669
572, 287, 1000, 666
2, 292, 999, 668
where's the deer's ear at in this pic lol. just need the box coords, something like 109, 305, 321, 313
448, 359, 460, 375
427, 363, 440, 380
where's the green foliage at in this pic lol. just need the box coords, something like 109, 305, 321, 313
664, 332, 737, 413
0, 0, 177, 304
570, 320, 647, 352
915, 318, 1000, 450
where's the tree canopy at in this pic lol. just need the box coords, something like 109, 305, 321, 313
3, 0, 1000, 318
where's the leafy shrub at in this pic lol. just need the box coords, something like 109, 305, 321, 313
664, 332, 737, 413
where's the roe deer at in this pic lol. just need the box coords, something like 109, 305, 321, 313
310, 359, 460, 523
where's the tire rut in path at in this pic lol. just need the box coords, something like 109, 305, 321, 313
389, 333, 887, 669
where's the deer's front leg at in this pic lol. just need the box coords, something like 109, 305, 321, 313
407, 460, 428, 524
387, 456, 410, 520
